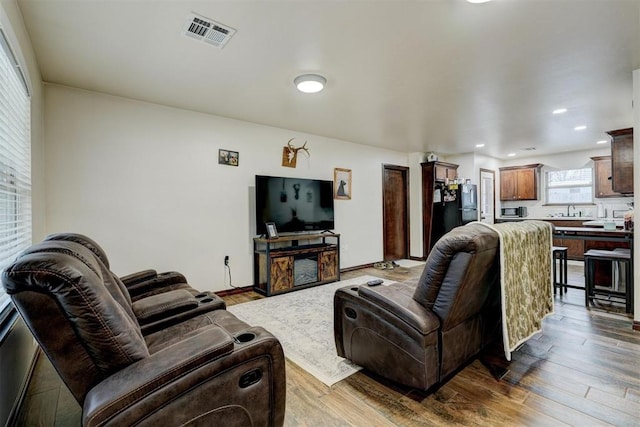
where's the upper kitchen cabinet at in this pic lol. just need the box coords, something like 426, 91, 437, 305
432, 161, 459, 182
591, 156, 623, 198
499, 164, 542, 201
606, 128, 633, 194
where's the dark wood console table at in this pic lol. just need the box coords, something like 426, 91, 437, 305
253, 233, 340, 296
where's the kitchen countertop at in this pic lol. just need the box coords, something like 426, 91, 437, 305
554, 226, 633, 237
497, 216, 595, 221
497, 216, 628, 229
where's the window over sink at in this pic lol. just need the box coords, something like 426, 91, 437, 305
546, 168, 593, 205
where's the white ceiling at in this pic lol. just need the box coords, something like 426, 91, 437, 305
17, 0, 640, 159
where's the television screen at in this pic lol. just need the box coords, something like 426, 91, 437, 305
255, 175, 335, 235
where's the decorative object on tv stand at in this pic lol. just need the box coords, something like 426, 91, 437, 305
334, 168, 352, 200
218, 149, 239, 166
281, 138, 310, 168
265, 222, 279, 239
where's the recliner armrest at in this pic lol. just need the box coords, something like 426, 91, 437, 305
125, 271, 189, 297
119, 269, 158, 286
132, 289, 199, 323
83, 325, 282, 426
358, 283, 440, 335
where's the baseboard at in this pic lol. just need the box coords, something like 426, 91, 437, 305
215, 285, 254, 297
633, 320, 640, 331
409, 255, 427, 262
340, 262, 375, 272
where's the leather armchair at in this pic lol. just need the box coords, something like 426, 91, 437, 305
334, 222, 500, 390
44, 232, 209, 301
34, 237, 225, 334
2, 240, 286, 426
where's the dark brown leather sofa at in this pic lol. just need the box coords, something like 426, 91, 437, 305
2, 239, 286, 426
334, 222, 500, 391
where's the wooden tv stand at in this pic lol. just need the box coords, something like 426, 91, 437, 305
253, 233, 340, 296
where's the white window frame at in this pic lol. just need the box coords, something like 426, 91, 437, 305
545, 167, 593, 205
0, 27, 31, 318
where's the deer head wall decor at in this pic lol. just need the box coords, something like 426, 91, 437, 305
281, 138, 310, 168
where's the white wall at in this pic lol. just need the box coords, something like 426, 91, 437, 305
44, 85, 408, 292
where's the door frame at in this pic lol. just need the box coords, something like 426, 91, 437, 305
382, 164, 410, 261
479, 168, 496, 223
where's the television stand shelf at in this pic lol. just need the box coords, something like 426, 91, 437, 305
253, 233, 340, 296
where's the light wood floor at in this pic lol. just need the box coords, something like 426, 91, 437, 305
15, 262, 639, 426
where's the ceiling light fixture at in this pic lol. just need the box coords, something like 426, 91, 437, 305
466, 0, 492, 3
552, 108, 567, 114
596, 140, 608, 144
507, 153, 516, 157
475, 144, 485, 148
574, 125, 587, 131
294, 74, 326, 93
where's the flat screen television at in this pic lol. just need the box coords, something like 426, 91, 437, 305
255, 175, 335, 235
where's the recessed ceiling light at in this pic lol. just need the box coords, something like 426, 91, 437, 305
475, 144, 485, 148
552, 108, 567, 114
507, 153, 516, 157
294, 74, 326, 93
596, 140, 608, 144
466, 0, 492, 3
574, 125, 587, 131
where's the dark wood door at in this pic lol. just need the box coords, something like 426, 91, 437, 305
383, 165, 409, 261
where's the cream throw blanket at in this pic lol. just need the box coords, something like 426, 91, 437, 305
475, 221, 554, 361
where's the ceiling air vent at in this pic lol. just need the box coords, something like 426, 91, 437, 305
183, 13, 236, 48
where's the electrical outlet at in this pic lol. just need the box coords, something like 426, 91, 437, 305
224, 255, 229, 266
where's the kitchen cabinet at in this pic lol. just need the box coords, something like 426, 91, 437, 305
547, 220, 585, 260
433, 161, 459, 182
606, 128, 633, 194
499, 164, 542, 201
591, 156, 622, 198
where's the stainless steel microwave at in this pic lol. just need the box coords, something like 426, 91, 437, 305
501, 207, 528, 217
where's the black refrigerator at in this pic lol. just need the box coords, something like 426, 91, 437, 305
430, 183, 478, 248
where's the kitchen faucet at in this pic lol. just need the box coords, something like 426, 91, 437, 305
567, 205, 576, 217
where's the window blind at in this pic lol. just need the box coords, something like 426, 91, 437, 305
546, 168, 593, 204
0, 28, 31, 313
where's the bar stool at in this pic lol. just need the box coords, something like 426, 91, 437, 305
583, 249, 632, 313
552, 246, 568, 294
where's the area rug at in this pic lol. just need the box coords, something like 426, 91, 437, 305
227, 275, 394, 387
395, 259, 426, 268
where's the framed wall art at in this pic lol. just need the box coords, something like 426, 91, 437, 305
219, 149, 239, 166
334, 168, 352, 200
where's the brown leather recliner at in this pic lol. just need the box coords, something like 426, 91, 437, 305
44, 232, 210, 301
37, 236, 226, 335
334, 222, 500, 390
2, 240, 286, 426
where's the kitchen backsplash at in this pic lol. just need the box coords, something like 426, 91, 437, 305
501, 196, 633, 219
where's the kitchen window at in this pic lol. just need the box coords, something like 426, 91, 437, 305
0, 28, 31, 318
546, 168, 593, 205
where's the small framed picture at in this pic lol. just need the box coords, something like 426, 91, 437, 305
334, 168, 352, 200
219, 149, 239, 166
265, 222, 279, 239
